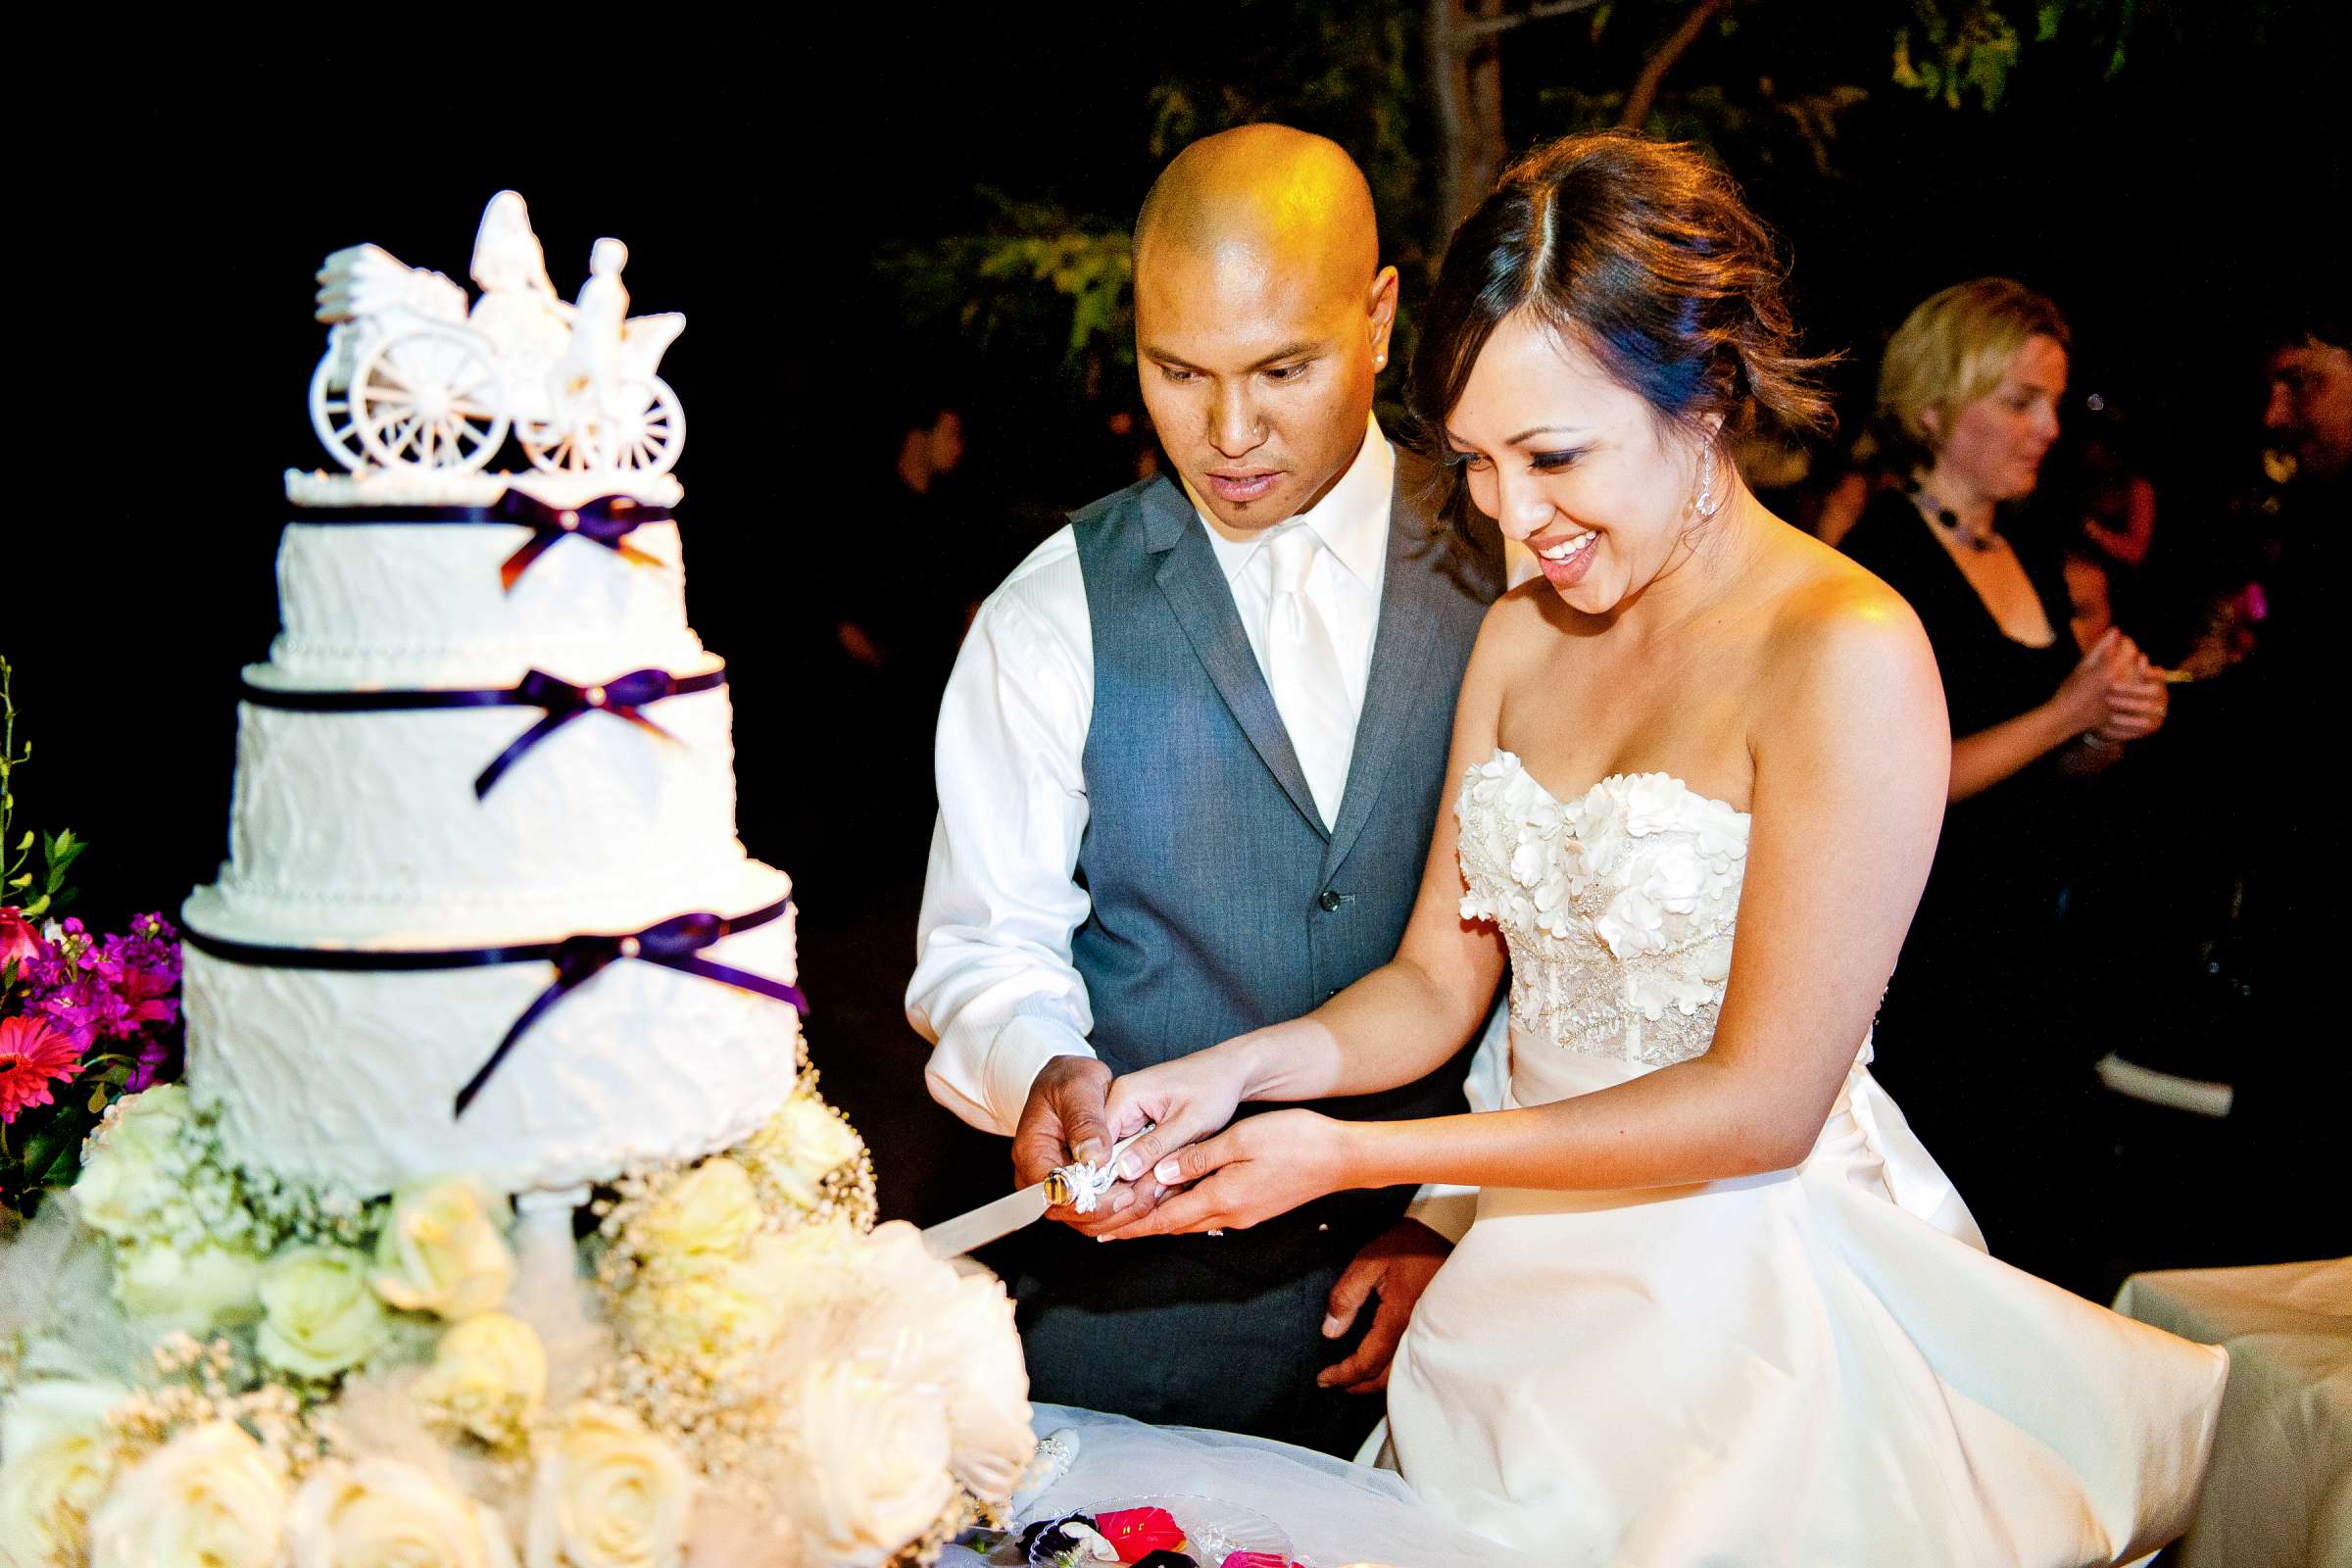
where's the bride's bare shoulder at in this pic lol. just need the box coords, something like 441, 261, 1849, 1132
1757, 528, 1941, 713
1472, 577, 1571, 659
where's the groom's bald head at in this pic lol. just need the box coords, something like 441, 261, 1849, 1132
1134, 123, 1381, 295
1132, 125, 1398, 532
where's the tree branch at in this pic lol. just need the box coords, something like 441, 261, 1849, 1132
1428, 0, 1511, 242
1456, 0, 1610, 41
1619, 0, 1732, 129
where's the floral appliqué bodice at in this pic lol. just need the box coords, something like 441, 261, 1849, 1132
1457, 750, 1750, 1067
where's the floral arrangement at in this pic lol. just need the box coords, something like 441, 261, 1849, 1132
2, 656, 185, 1216
0, 1070, 1036, 1567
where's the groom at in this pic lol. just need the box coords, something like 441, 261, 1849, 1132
907, 124, 1502, 1455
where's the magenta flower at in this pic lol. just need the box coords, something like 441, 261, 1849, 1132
0, 1014, 83, 1123
0, 906, 44, 975
123, 1035, 173, 1095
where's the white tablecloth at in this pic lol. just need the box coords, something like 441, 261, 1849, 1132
941, 1403, 1538, 1568
2112, 1257, 2351, 1568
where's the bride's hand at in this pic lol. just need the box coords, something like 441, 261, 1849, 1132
1096, 1108, 1350, 1240
1102, 1045, 1254, 1188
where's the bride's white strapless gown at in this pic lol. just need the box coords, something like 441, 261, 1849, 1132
1384, 752, 2227, 1566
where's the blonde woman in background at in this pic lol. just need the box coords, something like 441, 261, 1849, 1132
1839, 278, 2168, 1295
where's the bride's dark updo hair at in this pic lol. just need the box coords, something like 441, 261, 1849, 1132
1410, 133, 1831, 478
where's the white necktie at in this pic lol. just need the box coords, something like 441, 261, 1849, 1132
1262, 526, 1354, 829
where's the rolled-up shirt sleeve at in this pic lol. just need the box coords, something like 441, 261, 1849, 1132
907, 534, 1097, 1137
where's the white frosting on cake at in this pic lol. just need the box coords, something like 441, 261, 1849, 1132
269, 519, 700, 687
184, 483, 803, 1198
184, 863, 802, 1198
284, 466, 683, 509
219, 663, 739, 936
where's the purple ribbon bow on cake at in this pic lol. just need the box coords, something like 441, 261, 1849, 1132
489, 491, 664, 591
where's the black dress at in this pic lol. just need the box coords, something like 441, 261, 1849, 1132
1840, 490, 2108, 1293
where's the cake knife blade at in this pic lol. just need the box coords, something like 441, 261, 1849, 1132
919, 1126, 1153, 1260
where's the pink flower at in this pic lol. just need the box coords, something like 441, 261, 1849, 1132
0, 1014, 84, 1122
0, 906, 45, 975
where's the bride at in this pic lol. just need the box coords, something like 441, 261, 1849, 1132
1097, 133, 2225, 1566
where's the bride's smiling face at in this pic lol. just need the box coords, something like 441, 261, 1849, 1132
1446, 310, 1712, 613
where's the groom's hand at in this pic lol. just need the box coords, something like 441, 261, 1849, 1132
1013, 1055, 1150, 1236
1317, 1218, 1452, 1396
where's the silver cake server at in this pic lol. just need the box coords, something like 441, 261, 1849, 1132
920, 1125, 1154, 1260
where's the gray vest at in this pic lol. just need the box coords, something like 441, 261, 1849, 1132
1067, 451, 1501, 1275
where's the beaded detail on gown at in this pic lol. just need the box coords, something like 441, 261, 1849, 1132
1381, 750, 2228, 1567
1454, 754, 1748, 1067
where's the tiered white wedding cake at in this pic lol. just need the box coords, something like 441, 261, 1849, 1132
184, 465, 801, 1196
0, 195, 1034, 1568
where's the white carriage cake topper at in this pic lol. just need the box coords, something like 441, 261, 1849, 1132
309, 191, 686, 476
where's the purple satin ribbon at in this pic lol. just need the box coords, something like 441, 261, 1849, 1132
181, 897, 808, 1116
237, 666, 726, 798
287, 491, 670, 592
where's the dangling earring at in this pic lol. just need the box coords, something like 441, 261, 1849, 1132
1691, 440, 1725, 518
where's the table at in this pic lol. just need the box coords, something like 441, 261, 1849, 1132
940, 1403, 1539, 1568
2112, 1257, 2351, 1568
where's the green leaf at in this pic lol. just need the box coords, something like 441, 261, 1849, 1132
11, 831, 27, 854
6, 873, 29, 890
34, 1136, 86, 1190
22, 893, 48, 918
88, 1084, 109, 1113
19, 1123, 77, 1189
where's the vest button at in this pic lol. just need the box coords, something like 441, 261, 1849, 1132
1317, 890, 1343, 912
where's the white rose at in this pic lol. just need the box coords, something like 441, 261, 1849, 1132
258, 1247, 393, 1379
728, 1222, 859, 1320
627, 1157, 760, 1259
71, 1085, 194, 1240
287, 1458, 515, 1568
416, 1312, 548, 1446
0, 1380, 127, 1568
525, 1402, 695, 1568
87, 1421, 285, 1568
619, 1252, 785, 1378
846, 1221, 943, 1299
776, 1362, 954, 1567
113, 1238, 264, 1333
848, 1227, 1034, 1501
371, 1178, 514, 1319
742, 1099, 862, 1209
933, 1277, 1036, 1501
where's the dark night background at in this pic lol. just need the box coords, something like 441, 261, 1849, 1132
14, 8, 2347, 1243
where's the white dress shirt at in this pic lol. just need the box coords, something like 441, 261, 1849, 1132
906, 418, 1497, 1241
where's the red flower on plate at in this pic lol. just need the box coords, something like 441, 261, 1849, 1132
1095, 1507, 1185, 1563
